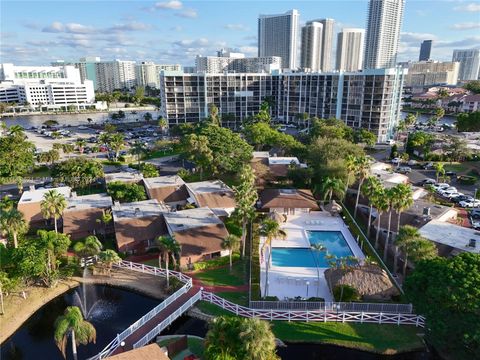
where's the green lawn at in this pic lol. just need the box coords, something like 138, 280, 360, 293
142, 258, 160, 267
29, 165, 51, 178
196, 291, 248, 316
443, 162, 470, 173
193, 260, 246, 287
144, 148, 180, 160
272, 322, 425, 354
157, 336, 204, 359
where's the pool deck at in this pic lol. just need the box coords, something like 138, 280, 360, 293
259, 211, 365, 301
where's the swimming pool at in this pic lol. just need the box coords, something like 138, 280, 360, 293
271, 231, 354, 268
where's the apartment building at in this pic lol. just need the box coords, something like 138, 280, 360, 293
452, 49, 480, 82
403, 61, 460, 87
336, 28, 365, 72
95, 60, 136, 92
159, 68, 405, 142
196, 54, 281, 74
135, 61, 182, 88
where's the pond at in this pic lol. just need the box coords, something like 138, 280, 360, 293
0, 285, 159, 360
1, 286, 441, 360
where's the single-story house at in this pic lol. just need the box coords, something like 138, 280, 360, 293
185, 180, 236, 217
258, 188, 319, 215
63, 192, 113, 240
419, 220, 480, 255
268, 156, 306, 178
112, 199, 170, 253
105, 171, 144, 185
163, 207, 230, 267
17, 186, 72, 227
143, 175, 189, 207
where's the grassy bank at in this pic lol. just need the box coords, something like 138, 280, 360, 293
196, 291, 248, 317
193, 260, 246, 287
272, 321, 425, 354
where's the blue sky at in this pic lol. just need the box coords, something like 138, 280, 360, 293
1, 0, 479, 66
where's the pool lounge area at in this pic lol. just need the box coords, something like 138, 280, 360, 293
259, 211, 365, 301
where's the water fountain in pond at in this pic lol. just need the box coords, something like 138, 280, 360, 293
73, 266, 115, 320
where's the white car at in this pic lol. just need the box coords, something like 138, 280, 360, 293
391, 157, 401, 165
459, 199, 480, 208
440, 190, 459, 198
438, 187, 457, 195
432, 183, 449, 191
448, 192, 464, 199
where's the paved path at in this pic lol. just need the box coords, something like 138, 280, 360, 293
111, 286, 201, 355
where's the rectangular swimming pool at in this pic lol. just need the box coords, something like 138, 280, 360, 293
271, 230, 354, 268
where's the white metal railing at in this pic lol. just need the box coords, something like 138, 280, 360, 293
249, 301, 413, 314
88, 261, 192, 359
203, 292, 425, 327
133, 290, 202, 349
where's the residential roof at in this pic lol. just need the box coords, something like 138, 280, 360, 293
370, 162, 409, 185
268, 157, 300, 166
105, 171, 143, 184
143, 175, 185, 189
186, 180, 236, 209
163, 207, 223, 233
259, 189, 319, 210
174, 223, 229, 257
18, 186, 71, 204
112, 199, 170, 221
108, 344, 170, 360
252, 151, 270, 158
419, 220, 480, 254
65, 193, 113, 212
114, 215, 168, 251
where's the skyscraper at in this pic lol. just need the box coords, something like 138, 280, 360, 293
452, 49, 480, 81
319, 19, 335, 71
258, 9, 299, 69
300, 21, 323, 72
336, 28, 365, 71
419, 40, 433, 61
364, 0, 405, 69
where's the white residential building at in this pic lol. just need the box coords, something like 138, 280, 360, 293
336, 28, 365, 72
95, 60, 136, 92
318, 18, 335, 72
196, 54, 282, 74
364, 0, 405, 69
258, 9, 299, 70
452, 49, 480, 82
0, 63, 95, 109
404, 61, 460, 87
300, 21, 323, 72
135, 62, 182, 88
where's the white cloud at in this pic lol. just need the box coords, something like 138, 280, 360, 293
224, 24, 249, 31
42, 21, 65, 33
175, 8, 198, 18
237, 46, 257, 56
155, 1, 183, 10
108, 22, 150, 32
450, 22, 480, 30
401, 32, 437, 44
42, 22, 95, 34
454, 3, 480, 12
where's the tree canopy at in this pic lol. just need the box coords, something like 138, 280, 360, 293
107, 181, 147, 203
405, 253, 480, 358
457, 111, 480, 132
0, 127, 35, 180
51, 158, 104, 189
464, 80, 480, 94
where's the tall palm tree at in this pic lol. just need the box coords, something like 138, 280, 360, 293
156, 235, 181, 287
434, 163, 445, 182
371, 187, 388, 249
108, 133, 125, 160
391, 184, 414, 270
41, 190, 67, 233
320, 177, 345, 202
158, 118, 168, 133
361, 176, 382, 237
353, 156, 371, 218
54, 306, 96, 360
395, 225, 437, 277
73, 236, 103, 259
222, 235, 240, 270
344, 154, 357, 200
260, 218, 287, 297
95, 210, 112, 241
383, 188, 395, 262
0, 208, 28, 248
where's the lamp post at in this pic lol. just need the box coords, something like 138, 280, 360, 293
306, 281, 310, 298
475, 188, 478, 200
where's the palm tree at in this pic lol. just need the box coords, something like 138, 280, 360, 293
75, 139, 87, 154
158, 117, 168, 133
344, 154, 357, 200
41, 190, 67, 233
395, 225, 437, 277
130, 141, 146, 167
383, 188, 395, 262
0, 208, 28, 248
95, 210, 112, 241
54, 306, 96, 360
260, 218, 287, 297
371, 187, 388, 249
222, 235, 241, 270
73, 236, 103, 258
108, 133, 125, 160
97, 250, 121, 276
320, 177, 345, 202
8, 125, 25, 138
390, 184, 414, 271
361, 176, 381, 237
434, 163, 445, 182
156, 235, 181, 287
353, 156, 370, 218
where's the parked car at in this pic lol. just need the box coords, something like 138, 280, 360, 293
445, 171, 457, 177
470, 208, 480, 217
396, 166, 411, 174
421, 178, 436, 186
459, 199, 480, 208
445, 191, 463, 199
453, 195, 473, 204
407, 160, 418, 166
432, 183, 450, 191
391, 157, 401, 165
423, 162, 434, 169
438, 187, 457, 195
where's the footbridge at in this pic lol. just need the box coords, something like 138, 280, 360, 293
90, 261, 425, 359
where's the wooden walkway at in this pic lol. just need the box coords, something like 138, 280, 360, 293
110, 286, 200, 355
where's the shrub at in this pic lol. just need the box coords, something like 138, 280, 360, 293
307, 297, 325, 302
333, 284, 360, 302
192, 253, 241, 271
458, 175, 477, 185
263, 296, 279, 301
